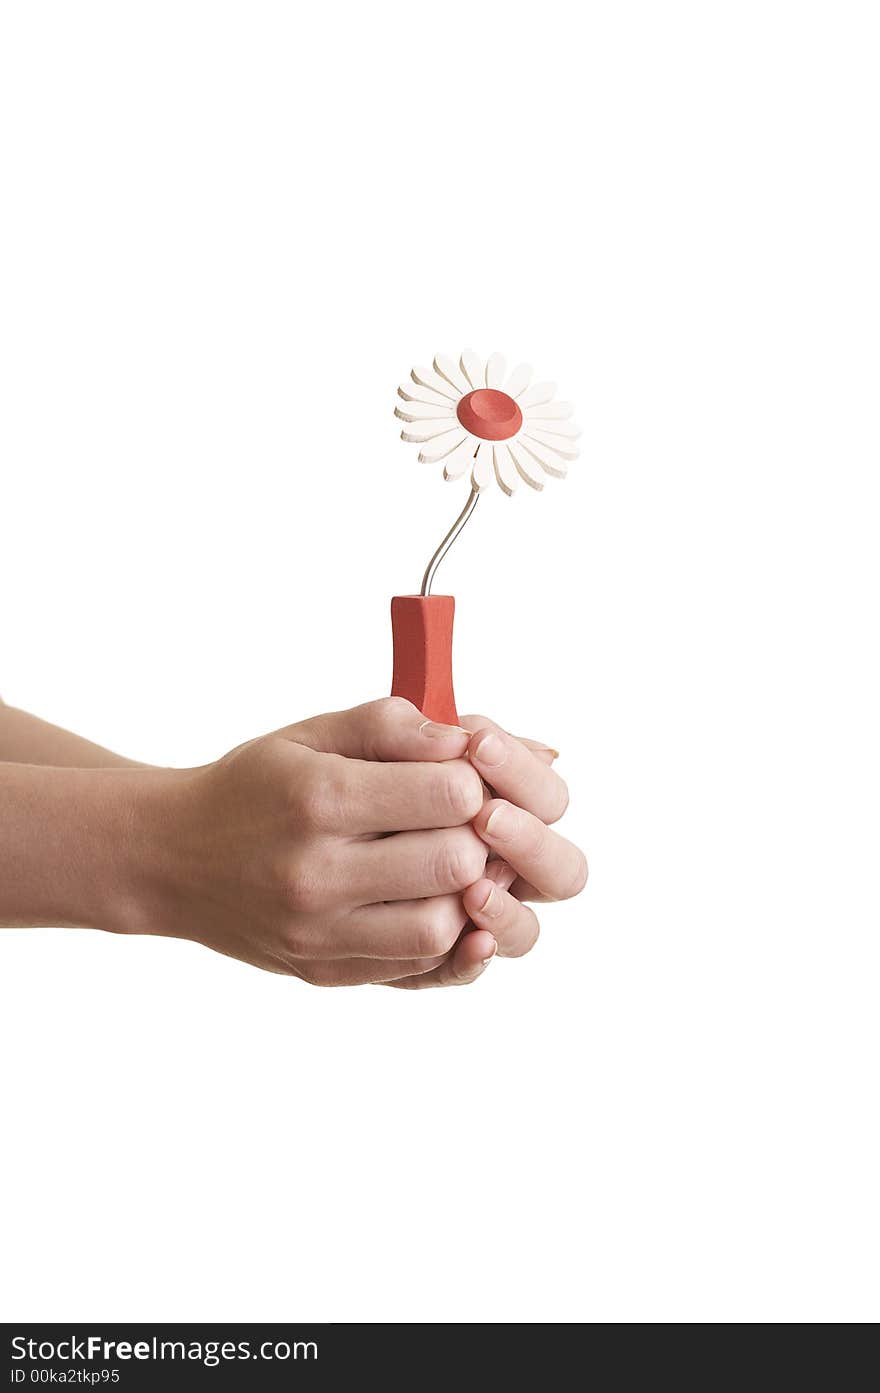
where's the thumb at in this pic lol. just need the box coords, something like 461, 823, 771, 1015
277, 697, 471, 762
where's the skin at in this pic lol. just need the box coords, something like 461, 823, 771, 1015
0, 695, 587, 988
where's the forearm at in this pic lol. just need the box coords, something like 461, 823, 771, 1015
0, 702, 149, 768
0, 763, 160, 930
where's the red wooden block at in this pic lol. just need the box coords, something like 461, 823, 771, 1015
390, 595, 459, 725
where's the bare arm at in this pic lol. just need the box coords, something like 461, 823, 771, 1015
0, 698, 147, 768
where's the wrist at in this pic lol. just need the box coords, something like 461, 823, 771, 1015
67, 766, 192, 936
100, 765, 198, 939
0, 765, 135, 930
0, 763, 191, 935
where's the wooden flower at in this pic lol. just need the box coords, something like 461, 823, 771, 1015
395, 352, 580, 495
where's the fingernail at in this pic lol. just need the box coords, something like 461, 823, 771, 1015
488, 861, 516, 892
481, 938, 498, 966
536, 746, 560, 760
472, 731, 506, 767
419, 720, 469, 739
477, 883, 504, 918
485, 804, 518, 840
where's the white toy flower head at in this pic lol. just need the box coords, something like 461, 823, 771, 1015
395, 351, 580, 496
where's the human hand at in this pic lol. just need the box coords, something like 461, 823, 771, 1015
3, 695, 585, 986
385, 714, 588, 988
126, 697, 491, 984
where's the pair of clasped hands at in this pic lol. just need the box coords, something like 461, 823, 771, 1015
157, 697, 588, 987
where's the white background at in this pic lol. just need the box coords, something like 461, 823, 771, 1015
1, 0, 877, 1324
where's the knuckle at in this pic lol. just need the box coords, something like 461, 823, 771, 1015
441, 762, 484, 821
418, 924, 451, 960
281, 855, 328, 915
293, 757, 348, 833
417, 902, 463, 958
438, 829, 487, 889
289, 757, 319, 815
360, 696, 418, 759
460, 713, 491, 731
375, 695, 418, 726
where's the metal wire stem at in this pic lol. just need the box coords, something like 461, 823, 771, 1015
420, 484, 480, 596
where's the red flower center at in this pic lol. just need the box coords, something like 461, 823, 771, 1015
456, 388, 523, 442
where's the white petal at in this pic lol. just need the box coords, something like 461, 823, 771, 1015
442, 436, 477, 479
401, 419, 462, 443
523, 400, 574, 420
398, 380, 458, 410
517, 380, 556, 409
411, 365, 458, 400
459, 350, 484, 390
418, 429, 468, 463
522, 428, 579, 461
507, 441, 544, 491
493, 444, 520, 496
485, 352, 506, 388
471, 445, 493, 491
519, 437, 569, 478
433, 353, 470, 396
394, 400, 456, 422
523, 417, 581, 439
505, 362, 532, 397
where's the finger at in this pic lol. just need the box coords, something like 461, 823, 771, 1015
314, 755, 483, 835
507, 876, 551, 904
485, 859, 517, 892
462, 878, 540, 958
344, 825, 488, 904
467, 726, 569, 824
460, 713, 559, 762
322, 893, 468, 960
386, 928, 497, 989
280, 696, 471, 762
293, 953, 450, 987
484, 859, 549, 903
473, 799, 588, 902
522, 745, 557, 766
